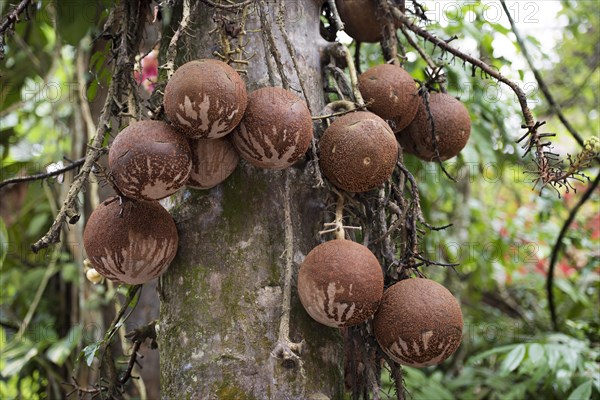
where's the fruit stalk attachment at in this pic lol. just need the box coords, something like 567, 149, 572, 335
319, 190, 362, 240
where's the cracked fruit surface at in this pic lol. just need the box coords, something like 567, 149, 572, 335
373, 278, 463, 367
319, 111, 398, 193
83, 197, 178, 285
108, 120, 192, 201
298, 239, 384, 328
164, 59, 248, 139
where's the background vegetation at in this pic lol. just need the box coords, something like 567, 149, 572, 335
1, 0, 598, 399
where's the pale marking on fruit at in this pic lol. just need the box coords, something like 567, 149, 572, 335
387, 336, 454, 367
420, 344, 453, 366
325, 282, 355, 325
94, 231, 176, 284
306, 282, 355, 327
139, 182, 169, 200
422, 330, 434, 350
411, 340, 420, 355
119, 156, 189, 199
176, 96, 197, 127
177, 94, 238, 136
238, 126, 298, 167
207, 103, 239, 137
363, 157, 371, 165
390, 339, 409, 357
140, 172, 185, 199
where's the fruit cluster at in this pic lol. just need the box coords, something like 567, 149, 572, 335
302, 11, 470, 366
320, 62, 471, 194
83, 54, 468, 368
298, 240, 463, 368
83, 59, 314, 285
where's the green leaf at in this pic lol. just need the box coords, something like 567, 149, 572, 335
54, 0, 97, 45
500, 344, 526, 374
418, 384, 454, 400
45, 326, 82, 366
560, 347, 579, 372
1, 345, 38, 377
26, 213, 49, 237
568, 380, 592, 400
60, 262, 79, 283
0, 219, 8, 266
86, 79, 99, 103
556, 369, 573, 392
528, 343, 545, 365
81, 342, 101, 367
555, 279, 585, 304
547, 344, 561, 370
468, 343, 519, 364
505, 382, 529, 400
404, 367, 428, 386
488, 22, 511, 35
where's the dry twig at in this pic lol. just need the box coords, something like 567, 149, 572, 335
0, 0, 32, 59
0, 158, 86, 190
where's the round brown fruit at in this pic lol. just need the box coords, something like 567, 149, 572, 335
335, 0, 399, 43
358, 64, 419, 132
398, 92, 471, 161
108, 120, 192, 201
373, 278, 463, 368
187, 137, 239, 190
164, 59, 247, 139
231, 87, 313, 169
297, 239, 384, 328
83, 197, 179, 285
319, 111, 398, 193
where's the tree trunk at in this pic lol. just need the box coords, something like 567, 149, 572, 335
158, 1, 345, 398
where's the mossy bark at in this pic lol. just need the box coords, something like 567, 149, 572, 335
159, 1, 344, 398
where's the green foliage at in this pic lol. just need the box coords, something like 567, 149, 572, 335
393, 333, 600, 400
543, 0, 600, 138
0, 2, 115, 397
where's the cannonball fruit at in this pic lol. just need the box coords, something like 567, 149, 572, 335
108, 120, 192, 201
335, 0, 399, 43
187, 137, 239, 190
358, 64, 419, 132
83, 197, 179, 285
231, 87, 313, 169
164, 59, 248, 139
298, 240, 384, 328
319, 111, 398, 193
398, 93, 471, 161
373, 278, 463, 368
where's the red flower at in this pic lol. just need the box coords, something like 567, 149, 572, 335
135, 50, 159, 93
